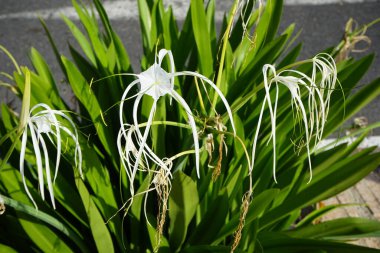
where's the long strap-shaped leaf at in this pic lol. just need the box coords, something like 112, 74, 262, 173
1, 195, 89, 252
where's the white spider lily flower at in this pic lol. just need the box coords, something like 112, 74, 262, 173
118, 49, 235, 192
20, 103, 82, 209
251, 54, 337, 183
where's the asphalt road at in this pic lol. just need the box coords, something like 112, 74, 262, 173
0, 0, 379, 134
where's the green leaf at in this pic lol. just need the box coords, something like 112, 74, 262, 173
110, 29, 132, 72
0, 167, 74, 252
1, 195, 89, 252
72, 0, 108, 68
169, 172, 199, 250
39, 18, 66, 77
191, 0, 214, 77
0, 244, 18, 253
29, 48, 56, 90
68, 44, 97, 81
18, 216, 74, 253
138, 0, 154, 51
254, 0, 283, 53
342, 77, 380, 123
61, 56, 115, 157
188, 192, 229, 245
295, 203, 359, 228
259, 232, 380, 253
173, 6, 195, 69
261, 148, 380, 229
27, 51, 66, 109
62, 15, 96, 65
325, 56, 376, 135
76, 179, 114, 253
79, 141, 124, 250
286, 218, 380, 240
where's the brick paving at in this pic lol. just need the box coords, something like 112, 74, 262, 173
321, 172, 380, 249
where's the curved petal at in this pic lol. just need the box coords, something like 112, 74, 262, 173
293, 95, 313, 182
120, 79, 141, 139
261, 65, 278, 182
136, 102, 156, 194
158, 49, 175, 91
28, 122, 45, 200
39, 136, 55, 209
117, 125, 133, 182
19, 128, 37, 209
132, 95, 168, 170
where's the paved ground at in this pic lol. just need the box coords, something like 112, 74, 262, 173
322, 172, 380, 248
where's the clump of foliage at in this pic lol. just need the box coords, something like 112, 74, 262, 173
1, 0, 380, 252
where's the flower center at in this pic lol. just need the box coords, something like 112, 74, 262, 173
138, 64, 172, 100
33, 115, 54, 133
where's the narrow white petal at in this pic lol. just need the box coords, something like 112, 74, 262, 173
131, 98, 157, 195
120, 79, 141, 138
251, 98, 267, 173
293, 95, 313, 182
117, 125, 133, 181
28, 122, 45, 200
262, 65, 278, 183
157, 49, 175, 90
30, 104, 62, 182
19, 129, 38, 209
132, 95, 168, 170
39, 136, 55, 209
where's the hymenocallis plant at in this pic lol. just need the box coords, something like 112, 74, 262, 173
0, 0, 380, 252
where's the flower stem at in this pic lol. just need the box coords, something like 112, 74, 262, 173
194, 77, 207, 114
169, 149, 197, 161
211, 0, 240, 114
138, 120, 192, 130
